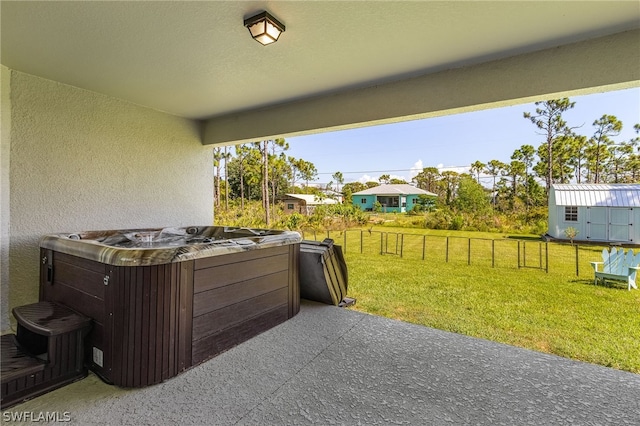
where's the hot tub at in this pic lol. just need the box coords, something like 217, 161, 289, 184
39, 226, 301, 387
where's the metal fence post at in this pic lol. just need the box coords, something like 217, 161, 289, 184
539, 242, 542, 269
446, 237, 449, 263
491, 239, 495, 268
400, 233, 404, 258
380, 232, 383, 255
360, 230, 363, 254
517, 240, 521, 268
575, 244, 579, 277
343, 231, 347, 253
545, 242, 549, 273
467, 238, 471, 265
422, 235, 426, 261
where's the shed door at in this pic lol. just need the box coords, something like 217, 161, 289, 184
609, 208, 631, 242
587, 207, 607, 241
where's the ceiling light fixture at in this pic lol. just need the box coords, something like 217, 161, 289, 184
244, 11, 285, 46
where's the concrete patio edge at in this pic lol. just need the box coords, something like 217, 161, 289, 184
2, 300, 638, 425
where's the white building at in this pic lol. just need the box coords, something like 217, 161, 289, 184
281, 194, 340, 215
548, 184, 640, 244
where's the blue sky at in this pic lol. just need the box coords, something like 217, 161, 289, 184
285, 87, 640, 186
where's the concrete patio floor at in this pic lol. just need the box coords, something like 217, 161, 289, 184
2, 300, 639, 425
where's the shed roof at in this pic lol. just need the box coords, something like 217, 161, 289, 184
283, 194, 339, 205
352, 184, 437, 196
551, 184, 640, 207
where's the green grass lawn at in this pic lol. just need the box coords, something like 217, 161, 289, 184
311, 227, 640, 374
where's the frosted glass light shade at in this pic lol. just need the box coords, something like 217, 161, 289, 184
244, 11, 285, 46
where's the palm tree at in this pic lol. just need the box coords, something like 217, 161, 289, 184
470, 161, 485, 184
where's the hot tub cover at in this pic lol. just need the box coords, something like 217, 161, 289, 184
40, 226, 302, 266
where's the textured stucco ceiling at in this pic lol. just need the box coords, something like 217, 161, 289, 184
1, 1, 639, 120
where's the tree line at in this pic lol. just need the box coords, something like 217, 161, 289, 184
412, 98, 639, 215
213, 138, 321, 226
213, 97, 639, 228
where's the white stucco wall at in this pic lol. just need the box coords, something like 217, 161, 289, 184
3, 70, 213, 331
1, 66, 11, 331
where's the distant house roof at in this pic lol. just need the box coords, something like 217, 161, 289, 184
551, 184, 640, 207
352, 184, 437, 196
283, 194, 339, 205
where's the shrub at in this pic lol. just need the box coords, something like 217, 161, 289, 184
283, 212, 305, 230
531, 219, 548, 235
407, 205, 421, 215
564, 226, 579, 244
309, 204, 367, 230
423, 210, 452, 230
450, 215, 464, 230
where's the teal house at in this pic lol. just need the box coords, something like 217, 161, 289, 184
352, 184, 437, 213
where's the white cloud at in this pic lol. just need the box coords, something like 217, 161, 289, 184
355, 161, 425, 184
438, 164, 471, 175
357, 173, 411, 184
409, 160, 423, 178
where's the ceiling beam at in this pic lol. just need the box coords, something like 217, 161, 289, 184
203, 29, 640, 146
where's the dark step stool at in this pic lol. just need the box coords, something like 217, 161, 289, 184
1, 301, 92, 409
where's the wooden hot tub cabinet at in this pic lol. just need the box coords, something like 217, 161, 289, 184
40, 243, 300, 388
